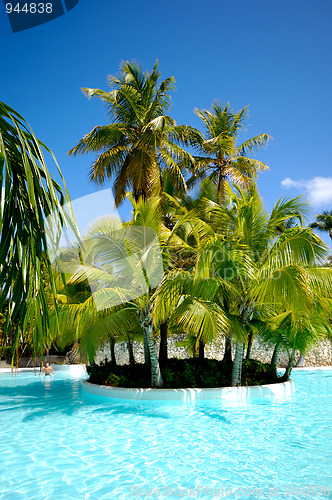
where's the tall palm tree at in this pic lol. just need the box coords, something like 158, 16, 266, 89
168, 183, 331, 385
0, 101, 76, 362
186, 102, 271, 202
69, 60, 195, 206
309, 210, 332, 241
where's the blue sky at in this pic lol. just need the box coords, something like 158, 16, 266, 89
1, 0, 332, 248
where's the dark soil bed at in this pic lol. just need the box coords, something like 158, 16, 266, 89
87, 358, 281, 388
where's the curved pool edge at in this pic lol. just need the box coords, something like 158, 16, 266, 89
82, 379, 295, 402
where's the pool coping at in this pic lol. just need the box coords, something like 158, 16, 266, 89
82, 379, 296, 402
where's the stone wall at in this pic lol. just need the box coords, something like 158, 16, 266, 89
0, 354, 67, 369
95, 335, 332, 368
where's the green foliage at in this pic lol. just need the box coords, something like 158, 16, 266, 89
87, 359, 151, 388
69, 60, 194, 206
0, 343, 36, 361
186, 101, 271, 200
106, 373, 121, 386
87, 358, 279, 389
242, 359, 279, 386
309, 210, 332, 240
0, 101, 78, 359
162, 358, 231, 388
0, 346, 12, 360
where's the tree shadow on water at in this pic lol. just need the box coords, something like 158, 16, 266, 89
0, 377, 172, 422
0, 378, 84, 421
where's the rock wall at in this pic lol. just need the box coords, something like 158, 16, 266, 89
95, 335, 332, 367
0, 354, 67, 369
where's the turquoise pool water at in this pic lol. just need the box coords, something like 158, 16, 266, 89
0, 369, 331, 500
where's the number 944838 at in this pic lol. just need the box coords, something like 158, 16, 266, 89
6, 3, 53, 14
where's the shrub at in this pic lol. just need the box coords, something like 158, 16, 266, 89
87, 357, 280, 388
241, 359, 279, 386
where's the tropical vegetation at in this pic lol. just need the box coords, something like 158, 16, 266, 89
309, 210, 332, 242
0, 101, 78, 365
183, 102, 271, 202
1, 60, 332, 387
68, 60, 196, 206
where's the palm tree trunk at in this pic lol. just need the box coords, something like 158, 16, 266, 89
223, 335, 232, 363
231, 342, 244, 386
68, 341, 81, 364
126, 338, 135, 366
246, 332, 253, 360
140, 308, 163, 387
143, 333, 151, 369
283, 349, 296, 381
217, 168, 227, 203
159, 320, 168, 368
296, 353, 305, 367
271, 343, 281, 369
199, 339, 205, 363
110, 340, 116, 366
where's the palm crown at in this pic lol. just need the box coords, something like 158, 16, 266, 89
69, 61, 194, 206
309, 210, 332, 241
186, 101, 271, 201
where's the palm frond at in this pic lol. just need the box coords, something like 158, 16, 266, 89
0, 101, 78, 355
234, 133, 272, 156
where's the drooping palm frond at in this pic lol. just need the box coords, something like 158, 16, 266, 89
269, 196, 309, 233
234, 133, 271, 157
0, 101, 77, 359
265, 226, 329, 270
171, 297, 228, 345
78, 306, 140, 363
309, 210, 332, 240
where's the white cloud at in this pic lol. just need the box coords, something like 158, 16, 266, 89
281, 176, 332, 207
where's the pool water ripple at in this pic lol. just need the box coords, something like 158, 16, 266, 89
0, 370, 331, 499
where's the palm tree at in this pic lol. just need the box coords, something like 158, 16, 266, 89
0, 101, 76, 363
153, 260, 230, 364
186, 102, 271, 202
56, 196, 177, 387
262, 303, 332, 378
183, 184, 331, 385
156, 180, 332, 384
69, 60, 195, 206
309, 210, 332, 241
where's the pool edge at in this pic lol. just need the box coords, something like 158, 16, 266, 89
82, 379, 295, 401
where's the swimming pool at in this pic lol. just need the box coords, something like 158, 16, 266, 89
0, 368, 331, 500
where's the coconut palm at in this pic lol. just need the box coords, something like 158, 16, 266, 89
171, 183, 331, 385
261, 302, 332, 378
0, 101, 76, 362
309, 210, 332, 241
69, 60, 195, 206
55, 196, 184, 387
153, 257, 231, 363
185, 102, 271, 202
